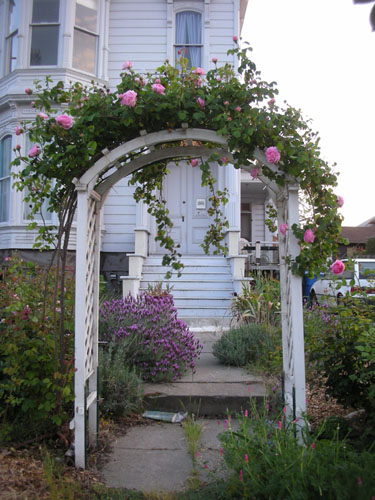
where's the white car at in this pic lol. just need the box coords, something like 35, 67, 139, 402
310, 258, 375, 304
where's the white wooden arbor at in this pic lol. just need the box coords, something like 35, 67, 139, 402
73, 127, 306, 468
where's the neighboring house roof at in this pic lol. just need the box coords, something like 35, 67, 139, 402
341, 226, 375, 244
358, 216, 375, 227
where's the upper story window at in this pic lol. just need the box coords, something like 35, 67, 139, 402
30, 0, 60, 66
175, 11, 202, 68
6, 0, 20, 73
0, 136, 11, 223
73, 0, 98, 74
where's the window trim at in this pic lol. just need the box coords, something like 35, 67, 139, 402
5, 0, 19, 74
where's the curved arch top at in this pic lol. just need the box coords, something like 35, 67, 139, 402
78, 128, 229, 189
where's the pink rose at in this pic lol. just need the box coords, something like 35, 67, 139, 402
250, 167, 258, 179
337, 195, 344, 207
152, 83, 165, 95
233, 35, 238, 42
279, 223, 287, 235
227, 116, 232, 121
265, 146, 281, 164
224, 101, 229, 105
122, 61, 132, 70
25, 88, 32, 95
212, 57, 218, 63
121, 90, 137, 107
30, 101, 35, 107
197, 78, 202, 86
193, 67, 204, 75
15, 126, 22, 136
191, 159, 198, 167
197, 97, 205, 109
55, 114, 73, 130
28, 145, 40, 158
38, 112, 48, 120
235, 106, 241, 111
303, 229, 315, 244
330, 259, 345, 275
268, 98, 275, 107
155, 78, 161, 84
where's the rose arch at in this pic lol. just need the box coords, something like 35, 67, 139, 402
73, 127, 305, 468
11, 46, 343, 469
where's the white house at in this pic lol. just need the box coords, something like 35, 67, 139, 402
0, 0, 277, 322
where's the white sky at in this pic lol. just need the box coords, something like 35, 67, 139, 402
242, 0, 375, 226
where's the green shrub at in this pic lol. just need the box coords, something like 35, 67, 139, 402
231, 275, 280, 328
305, 301, 375, 411
366, 237, 375, 255
218, 400, 375, 499
212, 324, 281, 370
0, 255, 75, 442
99, 340, 143, 417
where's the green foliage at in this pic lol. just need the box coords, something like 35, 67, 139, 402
219, 399, 375, 499
0, 255, 75, 442
11, 43, 343, 277
98, 341, 143, 418
305, 301, 375, 411
366, 237, 375, 255
213, 324, 281, 371
231, 276, 281, 329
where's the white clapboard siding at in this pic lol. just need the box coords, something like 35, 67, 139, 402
101, 178, 137, 252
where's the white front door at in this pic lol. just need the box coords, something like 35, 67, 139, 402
149, 161, 219, 255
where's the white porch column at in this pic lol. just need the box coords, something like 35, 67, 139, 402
277, 185, 306, 422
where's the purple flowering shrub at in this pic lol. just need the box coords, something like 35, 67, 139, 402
99, 292, 202, 382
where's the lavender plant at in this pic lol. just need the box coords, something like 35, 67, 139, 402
99, 292, 202, 382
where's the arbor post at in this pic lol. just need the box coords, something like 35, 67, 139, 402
277, 185, 306, 422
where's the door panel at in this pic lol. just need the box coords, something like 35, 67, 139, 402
149, 161, 218, 255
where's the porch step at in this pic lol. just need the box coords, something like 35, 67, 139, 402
140, 255, 235, 322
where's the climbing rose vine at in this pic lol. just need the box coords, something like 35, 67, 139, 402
11, 42, 344, 277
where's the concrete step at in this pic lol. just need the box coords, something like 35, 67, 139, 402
143, 353, 266, 416
143, 264, 231, 274
142, 288, 232, 299
174, 306, 231, 317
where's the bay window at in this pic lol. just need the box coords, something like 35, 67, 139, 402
5, 0, 20, 73
73, 0, 98, 74
30, 0, 60, 66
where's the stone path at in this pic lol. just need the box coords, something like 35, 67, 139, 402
101, 328, 265, 493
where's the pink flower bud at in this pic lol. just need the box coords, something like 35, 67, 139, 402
38, 112, 48, 120
279, 223, 287, 236
235, 106, 241, 111
197, 97, 205, 109
15, 126, 22, 136
212, 57, 218, 63
25, 88, 32, 95
233, 35, 238, 42
268, 98, 275, 107
122, 61, 132, 70
250, 167, 258, 179
191, 159, 198, 167
28, 144, 40, 158
337, 195, 344, 207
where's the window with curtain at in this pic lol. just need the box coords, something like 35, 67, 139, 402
6, 0, 20, 73
30, 0, 60, 66
175, 11, 202, 69
73, 0, 98, 74
0, 136, 11, 223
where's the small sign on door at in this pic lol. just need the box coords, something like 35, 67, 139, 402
196, 198, 206, 210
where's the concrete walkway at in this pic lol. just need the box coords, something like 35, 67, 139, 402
101, 328, 266, 493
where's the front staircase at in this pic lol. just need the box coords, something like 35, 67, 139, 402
139, 255, 235, 326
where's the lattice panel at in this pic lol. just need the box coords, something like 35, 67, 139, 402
84, 196, 98, 380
